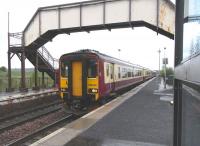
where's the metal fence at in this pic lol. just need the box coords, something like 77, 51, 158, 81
0, 77, 54, 92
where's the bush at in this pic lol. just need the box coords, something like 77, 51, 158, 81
0, 66, 7, 72
160, 67, 174, 77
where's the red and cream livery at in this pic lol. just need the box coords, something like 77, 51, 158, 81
59, 49, 154, 108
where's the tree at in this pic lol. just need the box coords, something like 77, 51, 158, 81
160, 67, 174, 77
0, 66, 7, 72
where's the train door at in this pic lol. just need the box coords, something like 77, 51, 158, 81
72, 61, 82, 96
110, 63, 115, 92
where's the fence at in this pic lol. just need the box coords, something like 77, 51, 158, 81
0, 77, 54, 92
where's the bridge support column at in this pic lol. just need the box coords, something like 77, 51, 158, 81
19, 34, 28, 92
7, 14, 13, 92
7, 51, 12, 92
42, 72, 45, 88
35, 51, 38, 87
33, 50, 40, 90
20, 49, 27, 92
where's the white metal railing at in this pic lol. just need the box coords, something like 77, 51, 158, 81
38, 46, 59, 69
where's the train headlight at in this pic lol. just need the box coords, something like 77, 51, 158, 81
61, 88, 66, 92
89, 88, 98, 93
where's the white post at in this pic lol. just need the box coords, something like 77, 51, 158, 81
158, 49, 161, 76
164, 47, 167, 89
118, 49, 121, 58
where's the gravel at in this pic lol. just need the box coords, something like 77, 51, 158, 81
0, 95, 60, 117
0, 110, 66, 145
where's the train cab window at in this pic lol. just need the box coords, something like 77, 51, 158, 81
65, 66, 68, 77
88, 60, 97, 78
61, 63, 68, 77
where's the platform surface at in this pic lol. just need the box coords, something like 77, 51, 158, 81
31, 78, 173, 146
0, 88, 58, 104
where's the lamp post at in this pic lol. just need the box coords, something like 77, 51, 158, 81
118, 49, 121, 58
164, 47, 167, 89
158, 49, 161, 76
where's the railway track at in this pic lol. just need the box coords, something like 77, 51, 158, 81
0, 101, 62, 133
0, 100, 62, 123
7, 114, 75, 146
1, 81, 145, 145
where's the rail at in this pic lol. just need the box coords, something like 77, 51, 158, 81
7, 114, 75, 146
0, 104, 62, 133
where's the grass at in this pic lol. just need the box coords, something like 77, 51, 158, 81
0, 70, 54, 92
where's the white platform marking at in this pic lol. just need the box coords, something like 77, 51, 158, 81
30, 128, 65, 146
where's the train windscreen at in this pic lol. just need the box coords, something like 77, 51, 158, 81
88, 60, 97, 78
61, 63, 68, 77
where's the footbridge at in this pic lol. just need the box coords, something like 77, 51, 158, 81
8, 0, 175, 90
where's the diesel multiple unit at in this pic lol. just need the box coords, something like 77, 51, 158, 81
59, 50, 154, 108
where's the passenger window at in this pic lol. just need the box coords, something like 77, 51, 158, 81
134, 70, 138, 77
88, 60, 97, 78
122, 68, 126, 78
128, 69, 131, 77
110, 65, 113, 79
139, 70, 142, 76
118, 67, 121, 79
132, 69, 134, 77
106, 64, 109, 77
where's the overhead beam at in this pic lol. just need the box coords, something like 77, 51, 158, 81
24, 0, 175, 47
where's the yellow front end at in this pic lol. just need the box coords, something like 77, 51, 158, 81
87, 78, 99, 101
60, 77, 68, 99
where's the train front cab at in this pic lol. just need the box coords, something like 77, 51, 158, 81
60, 55, 99, 108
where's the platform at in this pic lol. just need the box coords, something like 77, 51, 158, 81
31, 77, 173, 146
0, 88, 58, 105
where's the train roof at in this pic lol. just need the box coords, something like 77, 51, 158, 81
61, 49, 153, 71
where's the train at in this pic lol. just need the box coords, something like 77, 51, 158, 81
59, 49, 155, 109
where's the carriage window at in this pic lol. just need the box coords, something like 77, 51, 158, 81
61, 63, 68, 77
110, 65, 113, 79
132, 69, 134, 77
134, 69, 139, 77
138, 70, 142, 76
118, 67, 121, 79
106, 64, 109, 77
88, 60, 97, 78
122, 68, 128, 78
140, 70, 142, 76
128, 69, 132, 77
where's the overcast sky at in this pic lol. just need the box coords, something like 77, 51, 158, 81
0, 0, 175, 71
